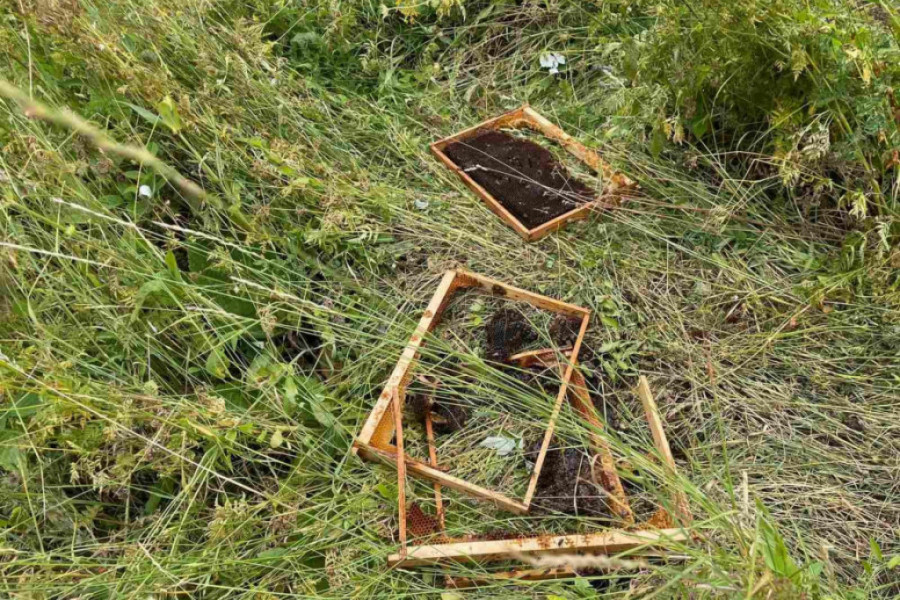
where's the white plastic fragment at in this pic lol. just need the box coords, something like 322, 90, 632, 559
479, 436, 522, 457
539, 52, 566, 75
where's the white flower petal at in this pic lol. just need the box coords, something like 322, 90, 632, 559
554, 53, 566, 65
138, 185, 153, 198
414, 199, 429, 210
539, 53, 554, 69
549, 67, 559, 75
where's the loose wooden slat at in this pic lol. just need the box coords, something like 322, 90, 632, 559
355, 442, 529, 515
523, 313, 590, 507
387, 528, 688, 567
393, 389, 408, 558
564, 367, 634, 525
424, 405, 445, 529
636, 376, 692, 525
455, 269, 589, 317
510, 346, 633, 523
508, 347, 572, 366
445, 567, 577, 588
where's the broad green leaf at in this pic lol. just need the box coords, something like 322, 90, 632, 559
134, 279, 168, 313
165, 250, 180, 276
691, 115, 709, 138
1, 393, 42, 427
270, 429, 284, 449
247, 354, 280, 386
205, 348, 230, 379
257, 548, 288, 560
870, 537, 883, 561
650, 126, 666, 158
600, 314, 619, 329
0, 430, 21, 471
309, 398, 335, 428
757, 499, 798, 579
283, 376, 299, 408
156, 95, 182, 134
125, 102, 161, 127
375, 483, 396, 502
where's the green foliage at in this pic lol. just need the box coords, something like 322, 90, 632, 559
617, 0, 900, 214
1, 0, 899, 597
757, 499, 800, 579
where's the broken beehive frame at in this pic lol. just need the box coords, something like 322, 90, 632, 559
511, 348, 633, 524
389, 528, 689, 568
354, 269, 591, 515
353, 270, 692, 572
386, 375, 693, 570
431, 104, 636, 242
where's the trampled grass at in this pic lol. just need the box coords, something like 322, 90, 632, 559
1, 1, 899, 598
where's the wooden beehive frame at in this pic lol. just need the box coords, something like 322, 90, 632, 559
386, 375, 694, 570
353, 269, 591, 515
431, 104, 636, 242
391, 528, 689, 568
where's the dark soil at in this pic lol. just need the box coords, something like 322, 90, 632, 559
525, 438, 608, 517
619, 472, 663, 522
549, 315, 582, 347
273, 327, 322, 365
407, 394, 469, 434
485, 308, 537, 362
443, 130, 596, 229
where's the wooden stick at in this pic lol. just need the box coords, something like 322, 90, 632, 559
509, 347, 572, 366
454, 269, 589, 317
393, 389, 407, 558
567, 369, 634, 525
355, 442, 529, 515
635, 376, 692, 525
523, 313, 590, 507
387, 528, 687, 567
424, 405, 445, 529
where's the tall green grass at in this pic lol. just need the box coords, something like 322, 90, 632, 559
1, 0, 899, 597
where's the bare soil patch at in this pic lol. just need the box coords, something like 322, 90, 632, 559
443, 130, 596, 229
